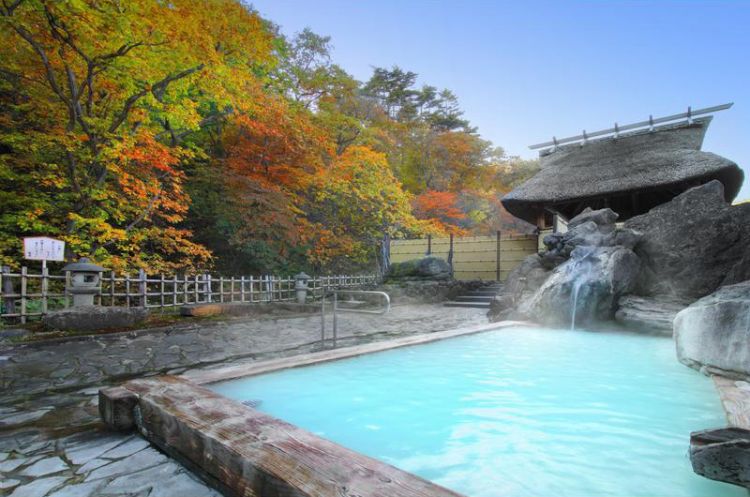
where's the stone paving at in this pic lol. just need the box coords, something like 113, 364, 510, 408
0, 429, 221, 497
0, 304, 487, 497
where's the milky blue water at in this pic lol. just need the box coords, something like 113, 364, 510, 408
211, 327, 744, 497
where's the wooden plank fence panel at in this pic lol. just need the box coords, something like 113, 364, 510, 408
390, 234, 538, 281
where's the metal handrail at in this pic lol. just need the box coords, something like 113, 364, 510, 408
320, 290, 391, 348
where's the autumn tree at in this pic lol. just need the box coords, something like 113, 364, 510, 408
0, 0, 275, 271
310, 146, 426, 269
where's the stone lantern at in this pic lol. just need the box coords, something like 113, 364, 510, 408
294, 272, 311, 304
62, 258, 106, 307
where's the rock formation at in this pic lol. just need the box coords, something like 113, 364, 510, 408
490, 180, 750, 334
490, 207, 642, 326
624, 180, 750, 300
674, 281, 750, 378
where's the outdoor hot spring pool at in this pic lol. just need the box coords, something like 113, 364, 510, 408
211, 326, 743, 497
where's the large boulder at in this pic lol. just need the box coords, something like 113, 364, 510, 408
625, 180, 750, 300
487, 254, 550, 321
43, 306, 149, 332
386, 256, 451, 281
567, 207, 618, 231
518, 245, 641, 327
674, 281, 750, 378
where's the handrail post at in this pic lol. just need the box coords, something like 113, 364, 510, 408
320, 291, 326, 347
41, 264, 48, 315
332, 291, 338, 348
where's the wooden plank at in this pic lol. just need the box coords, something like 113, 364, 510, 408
113, 376, 468, 497
713, 375, 750, 429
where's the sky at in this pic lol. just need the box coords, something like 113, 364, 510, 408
250, 0, 750, 201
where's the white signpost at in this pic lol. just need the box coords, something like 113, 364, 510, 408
23, 236, 65, 270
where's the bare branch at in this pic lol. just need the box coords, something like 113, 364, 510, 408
108, 64, 204, 134
5, 21, 71, 109
1, 0, 25, 15
155, 110, 230, 144
150, 64, 204, 102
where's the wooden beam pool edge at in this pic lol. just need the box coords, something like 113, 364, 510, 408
102, 375, 468, 497
183, 320, 533, 386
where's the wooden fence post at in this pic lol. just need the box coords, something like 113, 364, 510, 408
426, 234, 432, 256
108, 271, 115, 306
125, 274, 131, 307
20, 266, 27, 323
138, 268, 147, 308
1, 266, 15, 318
496, 230, 502, 281
448, 233, 454, 273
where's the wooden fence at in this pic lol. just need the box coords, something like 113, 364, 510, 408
389, 233, 538, 281
0, 267, 377, 324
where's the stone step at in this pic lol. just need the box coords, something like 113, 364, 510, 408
443, 301, 491, 309
454, 296, 494, 302
465, 290, 500, 297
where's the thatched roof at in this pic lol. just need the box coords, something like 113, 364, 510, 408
502, 117, 744, 224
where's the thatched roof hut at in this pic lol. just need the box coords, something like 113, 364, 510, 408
502, 117, 743, 227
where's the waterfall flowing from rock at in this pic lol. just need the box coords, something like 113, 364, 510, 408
567, 248, 595, 330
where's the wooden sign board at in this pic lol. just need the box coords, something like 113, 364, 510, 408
23, 237, 65, 262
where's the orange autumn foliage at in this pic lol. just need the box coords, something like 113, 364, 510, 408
412, 190, 468, 235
